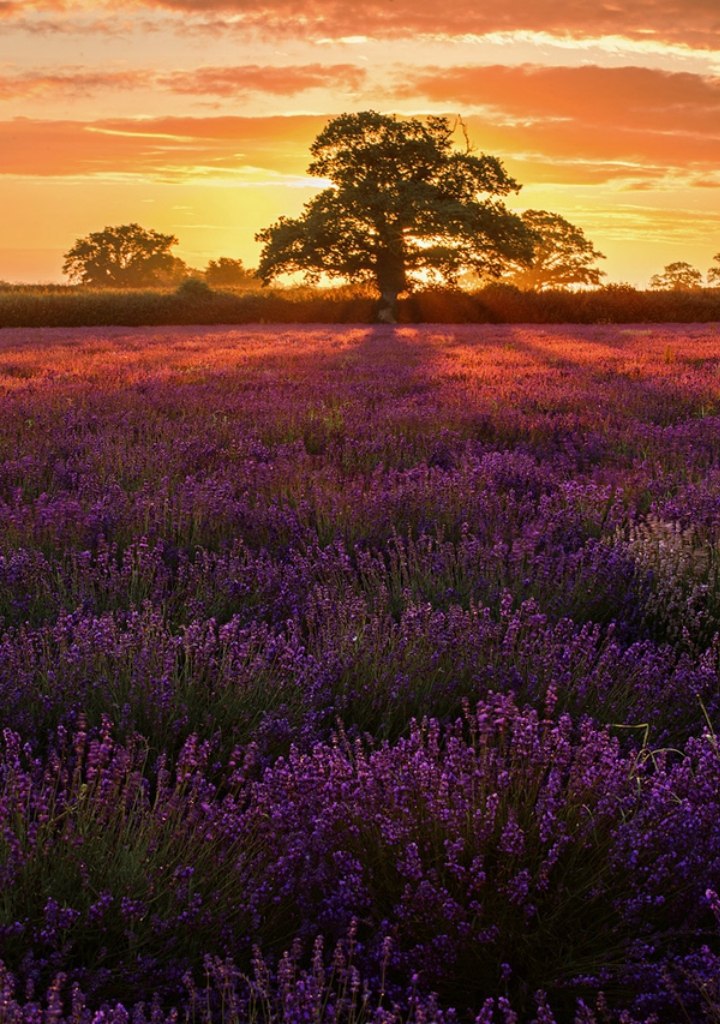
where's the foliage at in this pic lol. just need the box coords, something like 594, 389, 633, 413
0, 953, 663, 1024
708, 253, 720, 287
155, 256, 194, 286
498, 209, 606, 290
175, 276, 215, 301
256, 111, 534, 321
649, 261, 704, 291
3, 281, 720, 327
0, 725, 257, 1000
62, 224, 181, 288
204, 257, 256, 288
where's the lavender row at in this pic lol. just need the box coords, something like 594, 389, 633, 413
2, 698, 720, 1019
0, 589, 718, 761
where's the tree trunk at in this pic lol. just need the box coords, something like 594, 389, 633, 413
377, 285, 399, 323
375, 244, 406, 324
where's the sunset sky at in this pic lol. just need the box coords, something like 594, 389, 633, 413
1, 0, 719, 285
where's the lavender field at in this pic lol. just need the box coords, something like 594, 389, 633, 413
2, 322, 720, 1024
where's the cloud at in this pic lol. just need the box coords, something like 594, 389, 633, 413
1, 67, 717, 190
500, 156, 669, 187
402, 64, 720, 135
2, 15, 137, 34
691, 176, 720, 188
0, 69, 153, 99
106, 0, 720, 50
399, 65, 720, 172
0, 114, 325, 178
157, 63, 366, 95
0, 64, 366, 100
0, 0, 72, 14
2, 0, 719, 56
589, 203, 720, 239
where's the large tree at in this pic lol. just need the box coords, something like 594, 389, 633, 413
498, 209, 605, 290
708, 253, 720, 287
256, 111, 533, 322
649, 261, 703, 291
62, 223, 181, 287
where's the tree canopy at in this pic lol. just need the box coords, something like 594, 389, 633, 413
649, 261, 703, 291
708, 253, 720, 287
256, 111, 534, 321
498, 209, 605, 290
204, 257, 254, 288
62, 223, 180, 288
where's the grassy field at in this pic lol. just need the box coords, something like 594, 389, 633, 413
1, 281, 720, 326
1, 323, 720, 1023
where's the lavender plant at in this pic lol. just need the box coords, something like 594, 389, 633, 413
1, 323, 720, 1021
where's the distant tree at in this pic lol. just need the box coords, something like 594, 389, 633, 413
155, 256, 192, 286
649, 261, 703, 291
498, 209, 606, 290
62, 224, 180, 287
205, 257, 254, 288
708, 253, 720, 287
256, 110, 534, 322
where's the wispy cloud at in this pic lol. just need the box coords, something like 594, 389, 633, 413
0, 63, 366, 99
0, 0, 64, 13
398, 64, 720, 174
0, 0, 90, 16
0, 114, 325, 178
157, 63, 366, 95
2, 91, 716, 192
72, 0, 720, 50
0, 69, 153, 98
401, 64, 720, 135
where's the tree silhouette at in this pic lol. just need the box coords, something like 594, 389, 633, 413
498, 209, 605, 290
649, 261, 703, 291
156, 256, 192, 286
708, 253, 720, 287
63, 224, 180, 288
205, 258, 254, 288
256, 111, 533, 322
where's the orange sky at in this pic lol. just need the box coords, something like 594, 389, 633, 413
1, 0, 719, 285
